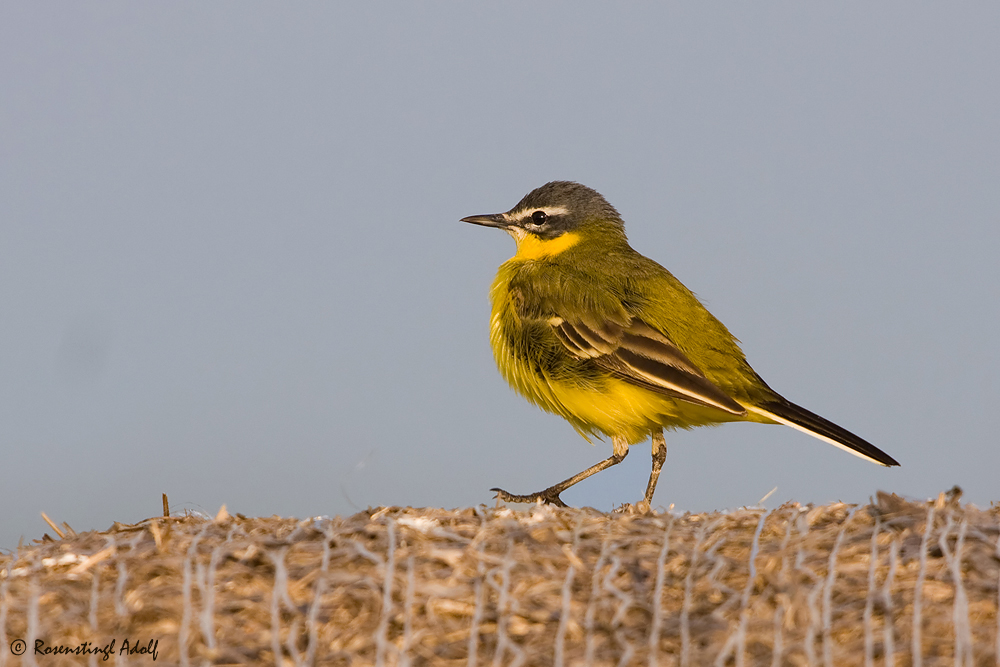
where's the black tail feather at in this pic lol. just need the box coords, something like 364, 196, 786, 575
760, 398, 900, 467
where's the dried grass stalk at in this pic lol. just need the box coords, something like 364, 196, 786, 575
1, 492, 997, 666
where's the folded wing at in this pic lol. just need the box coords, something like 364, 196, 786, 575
548, 316, 746, 416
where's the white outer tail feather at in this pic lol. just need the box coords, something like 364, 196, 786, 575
743, 405, 891, 467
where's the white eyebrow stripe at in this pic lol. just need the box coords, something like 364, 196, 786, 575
504, 205, 570, 224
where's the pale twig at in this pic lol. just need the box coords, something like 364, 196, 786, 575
881, 539, 900, 667
912, 505, 936, 667
285, 616, 306, 667
796, 511, 822, 667
681, 519, 717, 667
114, 558, 128, 618
375, 519, 397, 667
771, 508, 799, 667
704, 537, 738, 643
603, 553, 632, 627
180, 524, 209, 667
40, 512, 64, 539
555, 522, 583, 667
270, 546, 306, 667
0, 560, 10, 667
88, 563, 101, 667
68, 543, 115, 577
938, 514, 972, 667
268, 547, 286, 667
554, 560, 576, 667
602, 553, 637, 662
615, 633, 636, 667
505, 547, 528, 667
25, 568, 40, 667
351, 538, 384, 565
195, 560, 207, 646
863, 518, 880, 667
304, 524, 334, 667
584, 536, 613, 666
805, 576, 823, 667
703, 532, 734, 603
757, 487, 778, 507
490, 539, 523, 667
466, 541, 487, 667
399, 555, 417, 667
149, 520, 164, 553
712, 514, 764, 667
734, 512, 768, 667
823, 508, 857, 667
648, 516, 675, 667
198, 545, 223, 652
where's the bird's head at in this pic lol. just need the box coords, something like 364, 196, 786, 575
462, 181, 626, 260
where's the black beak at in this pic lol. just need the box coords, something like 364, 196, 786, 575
460, 213, 508, 228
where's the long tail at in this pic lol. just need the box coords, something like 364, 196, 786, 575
745, 398, 900, 467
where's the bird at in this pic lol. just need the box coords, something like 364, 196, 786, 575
462, 181, 899, 510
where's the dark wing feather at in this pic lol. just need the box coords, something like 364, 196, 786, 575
550, 316, 746, 416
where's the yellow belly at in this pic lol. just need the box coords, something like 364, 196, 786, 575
489, 297, 745, 445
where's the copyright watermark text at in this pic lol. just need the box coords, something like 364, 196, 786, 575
10, 638, 159, 661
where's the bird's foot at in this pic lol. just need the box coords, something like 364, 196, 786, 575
491, 487, 569, 508
613, 500, 652, 515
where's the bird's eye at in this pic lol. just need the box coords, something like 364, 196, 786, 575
531, 210, 548, 224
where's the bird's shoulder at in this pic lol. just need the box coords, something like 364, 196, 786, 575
499, 248, 631, 326
499, 241, 737, 346
506, 244, 691, 319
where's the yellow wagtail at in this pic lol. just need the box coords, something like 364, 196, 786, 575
462, 181, 899, 510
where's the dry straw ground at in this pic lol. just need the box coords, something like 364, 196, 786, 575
1, 490, 998, 666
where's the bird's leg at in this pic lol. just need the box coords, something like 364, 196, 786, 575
615, 430, 667, 514
493, 436, 630, 508
642, 430, 667, 506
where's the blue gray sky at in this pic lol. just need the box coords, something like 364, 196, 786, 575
2, 4, 998, 549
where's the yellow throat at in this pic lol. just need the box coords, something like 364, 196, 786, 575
509, 230, 581, 261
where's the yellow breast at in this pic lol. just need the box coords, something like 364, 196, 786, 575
487, 231, 751, 444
